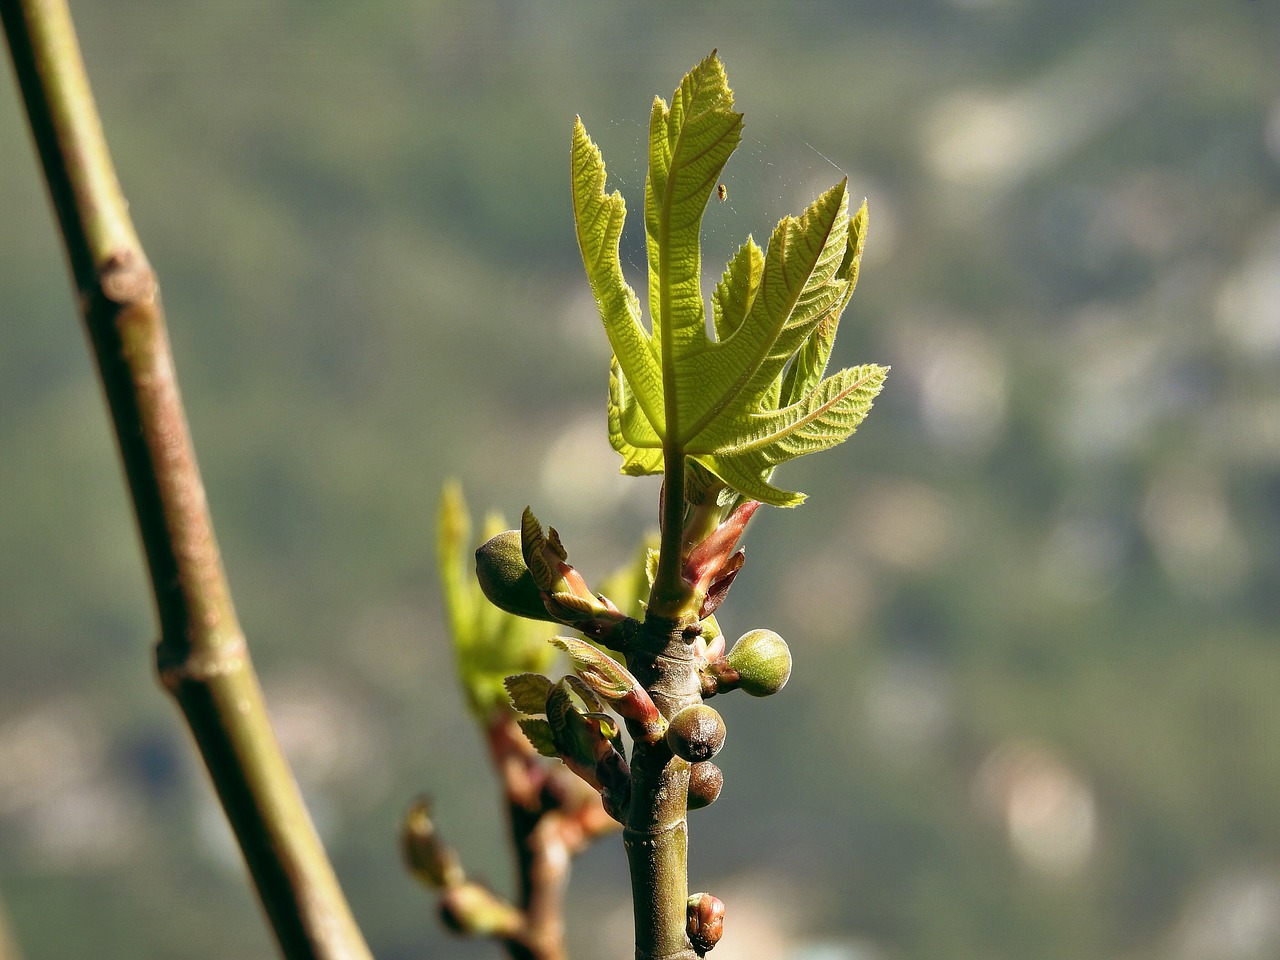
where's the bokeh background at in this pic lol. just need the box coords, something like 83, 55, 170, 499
3, 2, 1280, 958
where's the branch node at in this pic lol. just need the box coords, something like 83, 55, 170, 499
99, 249, 156, 305
156, 634, 249, 691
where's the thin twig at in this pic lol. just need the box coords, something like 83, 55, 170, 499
0, 2, 372, 958
490, 716, 617, 960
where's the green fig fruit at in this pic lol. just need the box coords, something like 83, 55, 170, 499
726, 629, 791, 697
475, 530, 552, 621
666, 704, 726, 763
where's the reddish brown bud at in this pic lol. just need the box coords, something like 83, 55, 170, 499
687, 761, 723, 810
683, 501, 760, 599
687, 892, 725, 954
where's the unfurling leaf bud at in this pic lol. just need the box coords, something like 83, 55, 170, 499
475, 530, 553, 621
666, 704, 726, 763
726, 628, 792, 697
501, 508, 630, 634
521, 507, 594, 601
683, 501, 760, 607
551, 636, 666, 743
402, 797, 464, 889
687, 761, 723, 810
687, 892, 726, 955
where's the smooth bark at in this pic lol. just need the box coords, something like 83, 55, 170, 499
1, 3, 372, 957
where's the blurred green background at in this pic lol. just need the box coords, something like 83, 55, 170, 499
3, 1, 1279, 958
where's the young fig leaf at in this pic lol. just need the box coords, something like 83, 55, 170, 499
517, 718, 558, 758
504, 673, 553, 715
550, 636, 636, 700
551, 636, 666, 743
572, 52, 887, 506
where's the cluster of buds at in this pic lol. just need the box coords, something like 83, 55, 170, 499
475, 508, 636, 648
475, 498, 796, 956
674, 628, 791, 816
504, 637, 670, 824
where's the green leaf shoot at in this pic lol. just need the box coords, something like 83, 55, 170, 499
572, 52, 887, 506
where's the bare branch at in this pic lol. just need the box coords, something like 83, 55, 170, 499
1, 3, 373, 957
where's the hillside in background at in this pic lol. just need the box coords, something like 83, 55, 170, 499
2, 2, 1279, 958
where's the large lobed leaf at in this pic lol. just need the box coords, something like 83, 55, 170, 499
572, 52, 887, 506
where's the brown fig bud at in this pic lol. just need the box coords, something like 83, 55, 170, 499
666, 704, 726, 763
686, 892, 725, 955
687, 761, 723, 810
475, 530, 553, 621
725, 629, 791, 697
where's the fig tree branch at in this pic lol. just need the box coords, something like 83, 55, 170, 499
1, 2, 373, 957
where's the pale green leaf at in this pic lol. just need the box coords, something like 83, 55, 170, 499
517, 718, 558, 758
572, 118, 665, 436
607, 359, 664, 476
505, 673, 553, 715
688, 455, 806, 508
573, 54, 886, 506
678, 180, 851, 448
699, 363, 888, 505
645, 53, 743, 367
712, 238, 763, 342
780, 199, 869, 407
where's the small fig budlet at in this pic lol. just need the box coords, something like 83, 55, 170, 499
686, 761, 723, 810
726, 628, 792, 697
666, 704, 726, 763
686, 892, 725, 954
